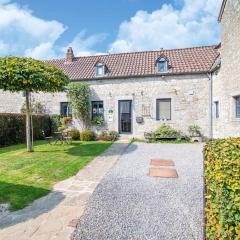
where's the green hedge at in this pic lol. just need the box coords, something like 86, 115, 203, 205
0, 113, 51, 147
80, 130, 95, 141
204, 138, 240, 240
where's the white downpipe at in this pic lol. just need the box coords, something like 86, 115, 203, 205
207, 73, 213, 139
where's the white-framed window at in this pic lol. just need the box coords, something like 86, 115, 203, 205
60, 102, 72, 117
92, 101, 104, 120
214, 101, 219, 119
96, 63, 105, 76
157, 58, 168, 73
156, 98, 171, 120
234, 96, 240, 118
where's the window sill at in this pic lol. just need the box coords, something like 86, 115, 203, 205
156, 119, 171, 121
230, 118, 240, 122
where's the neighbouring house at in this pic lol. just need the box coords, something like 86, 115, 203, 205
0, 0, 239, 139
210, 0, 240, 138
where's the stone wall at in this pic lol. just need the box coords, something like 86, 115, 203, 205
212, 0, 240, 138
0, 90, 67, 114
88, 74, 210, 138
0, 74, 210, 138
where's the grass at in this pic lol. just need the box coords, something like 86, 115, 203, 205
0, 140, 112, 210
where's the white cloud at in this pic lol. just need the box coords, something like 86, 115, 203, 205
0, 1, 105, 59
62, 31, 107, 57
0, 0, 65, 58
0, 0, 222, 59
109, 0, 222, 53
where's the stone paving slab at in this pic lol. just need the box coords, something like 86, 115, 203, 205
150, 159, 175, 166
149, 167, 178, 178
0, 140, 129, 240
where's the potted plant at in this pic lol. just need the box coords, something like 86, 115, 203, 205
188, 125, 201, 137
91, 116, 104, 127
188, 125, 202, 142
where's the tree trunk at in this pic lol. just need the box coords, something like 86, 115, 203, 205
25, 92, 33, 152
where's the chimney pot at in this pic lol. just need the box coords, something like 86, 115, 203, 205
66, 47, 74, 63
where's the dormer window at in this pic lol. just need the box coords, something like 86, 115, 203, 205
157, 57, 168, 73
96, 63, 105, 76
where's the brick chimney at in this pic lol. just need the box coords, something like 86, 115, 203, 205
66, 47, 74, 63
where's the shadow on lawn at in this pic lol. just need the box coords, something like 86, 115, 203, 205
0, 181, 65, 229
0, 141, 46, 154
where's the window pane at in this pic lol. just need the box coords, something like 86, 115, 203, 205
158, 62, 165, 72
158, 58, 167, 72
235, 97, 240, 118
92, 101, 104, 119
97, 66, 104, 75
214, 101, 219, 118
60, 102, 72, 117
157, 99, 171, 120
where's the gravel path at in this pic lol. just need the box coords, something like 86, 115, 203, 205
72, 143, 204, 240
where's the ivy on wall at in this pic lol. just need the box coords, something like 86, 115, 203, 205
66, 82, 90, 128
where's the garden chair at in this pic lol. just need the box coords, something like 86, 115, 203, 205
42, 131, 54, 145
62, 131, 73, 144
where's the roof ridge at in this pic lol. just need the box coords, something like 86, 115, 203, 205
72, 44, 218, 60
46, 44, 218, 62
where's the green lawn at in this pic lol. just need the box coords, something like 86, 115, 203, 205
0, 140, 112, 210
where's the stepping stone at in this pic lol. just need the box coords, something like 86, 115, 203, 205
150, 159, 175, 166
149, 168, 178, 178
68, 219, 80, 228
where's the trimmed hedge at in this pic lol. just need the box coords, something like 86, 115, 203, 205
98, 131, 119, 141
204, 138, 240, 240
0, 113, 51, 147
80, 130, 95, 141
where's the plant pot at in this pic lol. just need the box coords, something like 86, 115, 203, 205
191, 130, 201, 137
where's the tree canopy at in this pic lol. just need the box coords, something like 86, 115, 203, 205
0, 57, 69, 92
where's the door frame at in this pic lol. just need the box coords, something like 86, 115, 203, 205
118, 100, 132, 134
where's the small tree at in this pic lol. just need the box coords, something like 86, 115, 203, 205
66, 83, 90, 128
0, 57, 69, 152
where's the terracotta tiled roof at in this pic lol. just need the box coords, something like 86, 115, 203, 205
46, 45, 219, 80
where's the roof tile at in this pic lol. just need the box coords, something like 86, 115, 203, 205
46, 45, 219, 80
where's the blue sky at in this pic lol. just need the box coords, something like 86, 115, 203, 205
0, 0, 222, 59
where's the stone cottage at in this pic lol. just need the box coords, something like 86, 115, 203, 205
0, 0, 239, 139
0, 46, 219, 138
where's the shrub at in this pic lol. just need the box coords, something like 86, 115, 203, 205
80, 130, 95, 141
108, 131, 119, 141
58, 126, 65, 132
50, 114, 61, 133
99, 131, 118, 141
65, 128, 80, 140
61, 117, 72, 126
204, 138, 240, 240
0, 113, 51, 147
154, 124, 183, 138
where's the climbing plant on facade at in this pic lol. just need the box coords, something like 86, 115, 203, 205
66, 82, 90, 128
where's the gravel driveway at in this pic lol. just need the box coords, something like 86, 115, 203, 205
72, 143, 204, 240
